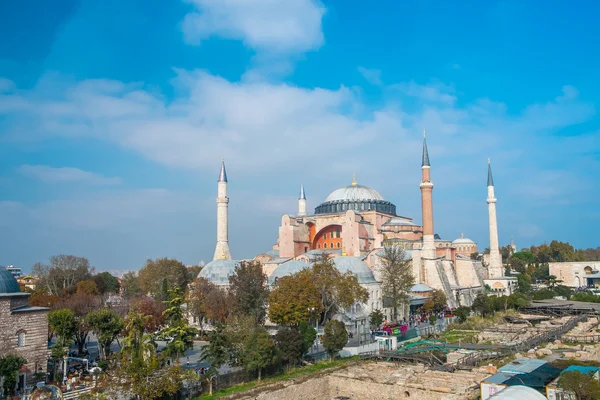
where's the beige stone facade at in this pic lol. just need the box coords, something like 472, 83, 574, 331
550, 261, 600, 288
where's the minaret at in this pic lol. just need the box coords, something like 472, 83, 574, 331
298, 183, 307, 216
213, 159, 231, 261
486, 158, 503, 278
420, 130, 436, 260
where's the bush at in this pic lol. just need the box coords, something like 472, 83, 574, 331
454, 306, 471, 323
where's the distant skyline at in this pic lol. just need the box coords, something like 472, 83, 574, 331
1, 0, 599, 272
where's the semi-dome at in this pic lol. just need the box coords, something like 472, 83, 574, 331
0, 268, 21, 294
315, 176, 396, 216
452, 233, 476, 245
198, 259, 240, 286
268, 260, 311, 284
332, 256, 377, 284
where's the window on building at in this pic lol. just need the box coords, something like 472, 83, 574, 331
318, 244, 321, 249
323, 233, 328, 239
337, 243, 341, 248
17, 331, 25, 347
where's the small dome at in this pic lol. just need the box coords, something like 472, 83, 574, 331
452, 233, 475, 245
325, 184, 384, 202
0, 268, 20, 294
332, 256, 376, 284
198, 259, 240, 286
269, 260, 312, 284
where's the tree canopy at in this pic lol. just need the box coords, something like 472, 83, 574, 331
322, 320, 347, 360
228, 261, 269, 324
32, 255, 94, 295
379, 246, 415, 322
268, 269, 322, 326
138, 258, 189, 299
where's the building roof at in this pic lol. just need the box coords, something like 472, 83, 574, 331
453, 233, 476, 245
218, 160, 227, 182
487, 158, 494, 186
562, 365, 600, 375
332, 256, 377, 284
488, 385, 546, 400
324, 183, 385, 203
197, 259, 240, 286
0, 267, 21, 294
383, 217, 418, 227
410, 283, 434, 292
499, 358, 547, 374
269, 260, 311, 284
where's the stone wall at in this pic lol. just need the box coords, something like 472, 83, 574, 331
0, 297, 49, 386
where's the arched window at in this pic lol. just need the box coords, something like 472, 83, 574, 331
337, 242, 341, 248
17, 331, 25, 347
585, 266, 593, 274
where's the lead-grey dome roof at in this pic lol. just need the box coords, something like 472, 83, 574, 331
332, 257, 377, 284
198, 259, 240, 286
268, 260, 311, 284
325, 184, 384, 202
0, 268, 21, 294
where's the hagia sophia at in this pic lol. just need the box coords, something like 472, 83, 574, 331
199, 133, 517, 326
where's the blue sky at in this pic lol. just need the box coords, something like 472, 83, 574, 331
1, 0, 599, 272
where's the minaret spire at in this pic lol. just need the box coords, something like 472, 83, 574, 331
486, 158, 503, 278
213, 160, 231, 261
419, 129, 435, 261
298, 183, 307, 216
422, 130, 430, 167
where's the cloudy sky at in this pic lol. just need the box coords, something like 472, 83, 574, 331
1, 0, 599, 272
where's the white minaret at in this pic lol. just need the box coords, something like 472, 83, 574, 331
213, 160, 231, 261
486, 158, 503, 278
298, 183, 307, 216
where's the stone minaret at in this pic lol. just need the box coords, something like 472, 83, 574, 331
486, 158, 503, 278
298, 183, 307, 216
420, 131, 436, 260
213, 160, 231, 261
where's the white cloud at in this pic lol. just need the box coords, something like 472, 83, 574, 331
19, 165, 122, 186
391, 80, 457, 105
358, 67, 382, 86
182, 0, 326, 54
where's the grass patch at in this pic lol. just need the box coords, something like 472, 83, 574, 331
195, 356, 360, 399
446, 311, 519, 332
440, 329, 479, 344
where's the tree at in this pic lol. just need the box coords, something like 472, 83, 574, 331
158, 287, 198, 359
430, 289, 448, 312
312, 255, 368, 323
48, 308, 77, 347
201, 323, 230, 395
454, 306, 471, 323
76, 280, 99, 295
369, 309, 385, 329
241, 327, 277, 381
29, 289, 60, 308
138, 258, 189, 299
203, 286, 232, 323
512, 250, 536, 265
471, 293, 492, 317
56, 292, 101, 353
275, 328, 305, 371
379, 246, 415, 322
32, 255, 94, 295
323, 320, 347, 360
121, 271, 143, 298
268, 269, 322, 326
130, 297, 166, 333
0, 355, 27, 397
298, 321, 317, 355
186, 265, 203, 281
516, 273, 532, 294
509, 257, 527, 274
228, 261, 269, 324
93, 272, 120, 294
557, 370, 600, 400
188, 277, 218, 326
87, 308, 124, 359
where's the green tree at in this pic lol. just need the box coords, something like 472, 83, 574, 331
138, 258, 189, 299
158, 287, 198, 359
228, 261, 269, 324
241, 327, 277, 381
322, 320, 347, 360
369, 309, 385, 329
430, 289, 448, 312
48, 308, 77, 347
201, 323, 230, 395
379, 246, 415, 322
121, 271, 143, 298
87, 308, 124, 359
275, 328, 305, 371
512, 250, 536, 265
454, 306, 471, 323
0, 355, 27, 397
93, 272, 120, 294
557, 370, 600, 400
517, 273, 532, 294
471, 293, 492, 317
268, 269, 322, 326
298, 321, 317, 355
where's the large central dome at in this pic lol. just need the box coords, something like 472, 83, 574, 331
315, 176, 396, 215
325, 184, 385, 202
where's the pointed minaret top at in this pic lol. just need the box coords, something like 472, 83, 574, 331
218, 159, 228, 182
487, 158, 494, 186
422, 131, 430, 167
352, 173, 357, 186
299, 183, 306, 200
461, 232, 464, 238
